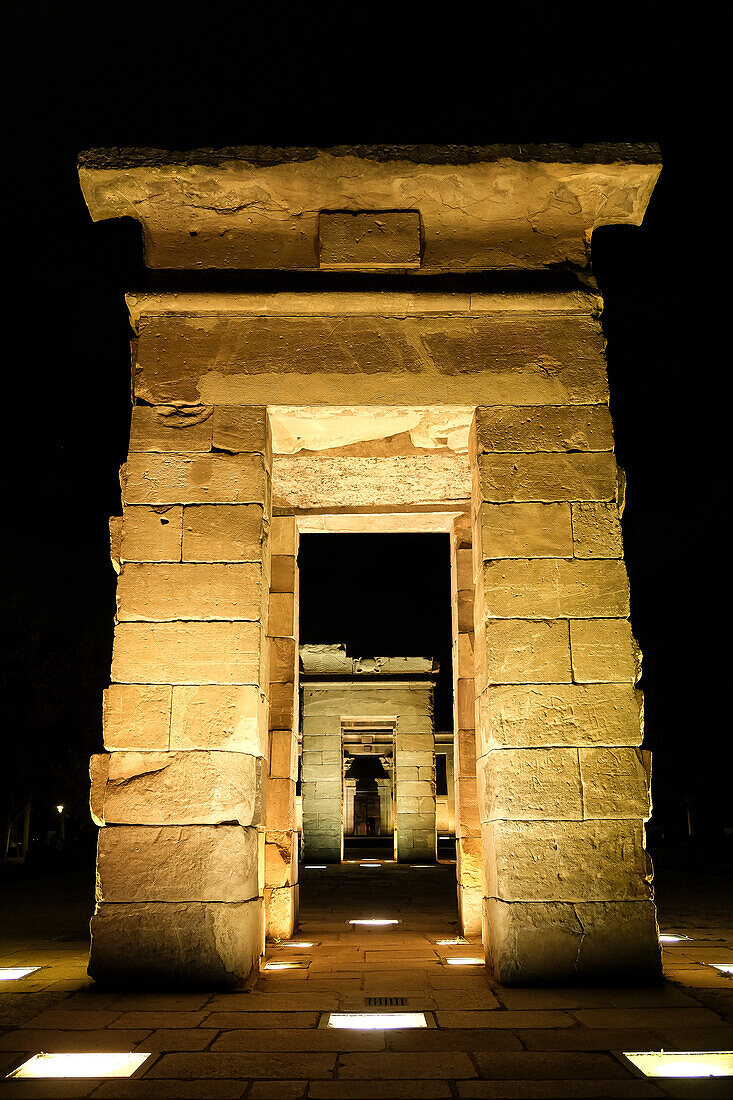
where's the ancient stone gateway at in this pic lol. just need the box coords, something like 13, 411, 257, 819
79, 144, 663, 987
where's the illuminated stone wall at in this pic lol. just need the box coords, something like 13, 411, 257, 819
470, 406, 661, 982
264, 517, 300, 940
450, 515, 483, 936
90, 406, 272, 986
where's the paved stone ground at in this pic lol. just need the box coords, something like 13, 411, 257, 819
1, 862, 733, 1098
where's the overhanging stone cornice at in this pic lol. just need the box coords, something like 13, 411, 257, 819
79, 144, 661, 274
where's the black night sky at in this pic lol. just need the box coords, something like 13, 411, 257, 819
2, 6, 727, 859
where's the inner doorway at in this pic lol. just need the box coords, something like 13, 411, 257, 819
343, 725, 394, 860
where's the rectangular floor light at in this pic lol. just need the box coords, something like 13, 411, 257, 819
263, 960, 308, 971
0, 967, 41, 980
622, 1051, 733, 1078
348, 919, 399, 926
711, 963, 733, 974
435, 938, 468, 946
444, 956, 484, 966
7, 1053, 152, 1079
327, 1012, 427, 1030
659, 933, 690, 943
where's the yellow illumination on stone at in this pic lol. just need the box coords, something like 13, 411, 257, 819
444, 956, 484, 966
0, 967, 40, 981
659, 933, 689, 943
7, 1053, 151, 1079
436, 938, 469, 946
327, 1012, 427, 1030
281, 941, 315, 949
622, 1051, 733, 1078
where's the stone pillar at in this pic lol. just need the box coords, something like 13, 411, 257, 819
470, 405, 661, 984
301, 701, 343, 862
394, 702, 436, 863
265, 517, 300, 939
450, 514, 483, 935
89, 405, 271, 987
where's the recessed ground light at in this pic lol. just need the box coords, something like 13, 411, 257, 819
327, 1012, 427, 1030
711, 963, 733, 974
621, 1051, 733, 1078
444, 956, 484, 966
659, 933, 690, 943
304, 864, 327, 869
7, 1053, 152, 1079
0, 967, 41, 980
438, 835, 451, 840
263, 960, 308, 971
360, 862, 381, 868
281, 941, 315, 949
435, 937, 469, 946
411, 864, 433, 868
348, 919, 399, 926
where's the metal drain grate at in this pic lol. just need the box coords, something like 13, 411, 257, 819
365, 996, 406, 1007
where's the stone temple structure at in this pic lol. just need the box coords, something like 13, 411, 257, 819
79, 144, 663, 987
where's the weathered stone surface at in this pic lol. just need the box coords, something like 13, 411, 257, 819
264, 829, 298, 889
273, 453, 470, 510
454, 546, 474, 591
266, 778, 296, 831
579, 748, 651, 820
474, 619, 571, 687
125, 453, 270, 505
92, 750, 263, 826
475, 502, 572, 559
473, 406, 613, 454
270, 636, 297, 683
89, 899, 263, 988
455, 729, 478, 779
170, 686, 267, 756
484, 898, 661, 984
109, 515, 122, 572
478, 748, 583, 822
269, 730, 298, 779
570, 619, 641, 683
111, 621, 265, 684
182, 504, 266, 562
121, 505, 183, 563
103, 684, 171, 751
89, 754, 109, 826
456, 678, 475, 729
116, 563, 267, 622
303, 684, 433, 718
270, 681, 297, 729
96, 825, 259, 902
473, 452, 617, 503
269, 593, 296, 638
81, 148, 660, 273
271, 554, 296, 593
319, 210, 422, 270
483, 820, 650, 902
271, 516, 297, 556
129, 405, 213, 452
212, 406, 270, 458
265, 884, 298, 941
572, 502, 623, 558
476, 559, 629, 620
476, 683, 644, 750
133, 310, 610, 408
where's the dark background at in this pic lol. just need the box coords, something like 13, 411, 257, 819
1, 6, 726, 861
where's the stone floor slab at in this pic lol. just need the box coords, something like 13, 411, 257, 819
145, 1052, 336, 1079
337, 1051, 477, 1079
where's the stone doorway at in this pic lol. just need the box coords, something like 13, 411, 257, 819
343, 727, 394, 860
81, 143, 663, 989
